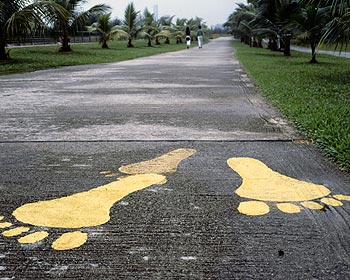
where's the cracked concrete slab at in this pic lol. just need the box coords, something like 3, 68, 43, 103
0, 38, 349, 279
0, 38, 299, 142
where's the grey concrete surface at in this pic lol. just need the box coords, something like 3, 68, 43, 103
0, 38, 297, 141
0, 38, 349, 279
291, 45, 350, 58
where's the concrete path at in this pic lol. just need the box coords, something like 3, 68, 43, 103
291, 45, 350, 58
0, 38, 349, 279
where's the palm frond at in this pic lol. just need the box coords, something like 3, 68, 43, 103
320, 9, 350, 50
253, 28, 278, 37
155, 29, 172, 39
109, 28, 129, 40
5, 8, 34, 36
71, 4, 110, 30
123, 2, 139, 32
5, 0, 68, 36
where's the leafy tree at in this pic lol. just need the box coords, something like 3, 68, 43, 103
86, 13, 128, 48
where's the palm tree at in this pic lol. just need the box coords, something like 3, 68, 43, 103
251, 0, 296, 55
141, 8, 159, 47
86, 13, 128, 48
291, 2, 331, 63
0, 0, 67, 60
52, 0, 110, 52
320, 0, 350, 51
155, 28, 172, 44
173, 18, 187, 44
157, 15, 174, 44
122, 2, 142, 47
224, 2, 257, 45
155, 17, 188, 45
187, 17, 210, 41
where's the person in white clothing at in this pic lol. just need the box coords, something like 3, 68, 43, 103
185, 26, 191, 49
197, 25, 203, 49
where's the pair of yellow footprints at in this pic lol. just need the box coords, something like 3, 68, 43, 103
1, 148, 349, 251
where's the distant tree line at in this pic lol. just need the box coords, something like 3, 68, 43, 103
224, 0, 350, 63
0, 0, 210, 60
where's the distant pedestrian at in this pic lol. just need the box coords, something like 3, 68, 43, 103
185, 26, 191, 49
197, 25, 203, 49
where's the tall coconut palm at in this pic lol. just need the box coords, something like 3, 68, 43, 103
0, 0, 67, 60
86, 13, 128, 48
52, 0, 110, 52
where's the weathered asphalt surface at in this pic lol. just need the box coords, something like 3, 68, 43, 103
0, 38, 349, 279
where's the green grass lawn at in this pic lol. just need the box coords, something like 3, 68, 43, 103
0, 40, 188, 76
233, 41, 350, 172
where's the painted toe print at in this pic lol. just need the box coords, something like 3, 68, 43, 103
0, 148, 196, 250
227, 157, 350, 216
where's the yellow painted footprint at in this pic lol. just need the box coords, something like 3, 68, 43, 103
0, 148, 196, 250
227, 157, 350, 216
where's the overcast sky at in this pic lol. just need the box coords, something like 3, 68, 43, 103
82, 0, 242, 26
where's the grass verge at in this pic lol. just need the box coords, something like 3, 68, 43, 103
0, 40, 188, 76
233, 40, 350, 172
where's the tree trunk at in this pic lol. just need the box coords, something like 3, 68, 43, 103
102, 41, 109, 48
165, 38, 170, 44
270, 39, 278, 51
283, 35, 291, 56
148, 38, 152, 47
267, 39, 273, 49
244, 36, 249, 45
59, 26, 72, 52
252, 37, 260, 48
156, 37, 160, 45
310, 39, 317, 63
0, 30, 9, 60
257, 39, 263, 48
127, 38, 134, 48
0, 43, 7, 60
